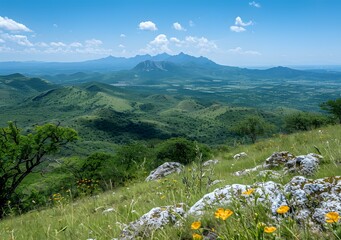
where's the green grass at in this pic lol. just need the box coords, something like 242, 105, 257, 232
1, 125, 341, 239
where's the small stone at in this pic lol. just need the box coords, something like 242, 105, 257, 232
233, 152, 248, 160
202, 159, 219, 167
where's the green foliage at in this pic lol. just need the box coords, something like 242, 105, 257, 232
0, 122, 77, 217
155, 138, 211, 166
320, 98, 341, 124
231, 116, 275, 143
284, 112, 331, 132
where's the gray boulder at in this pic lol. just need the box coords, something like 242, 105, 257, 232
284, 153, 322, 175
188, 181, 282, 215
119, 203, 186, 240
145, 162, 184, 181
264, 151, 295, 168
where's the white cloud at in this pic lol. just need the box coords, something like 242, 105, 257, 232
235, 16, 253, 27
85, 39, 103, 47
230, 26, 246, 32
50, 41, 66, 47
0, 46, 11, 52
184, 36, 217, 52
35, 42, 49, 47
140, 34, 171, 54
0, 38, 4, 43
120, 33, 126, 38
173, 22, 186, 31
170, 37, 181, 43
230, 16, 253, 33
118, 44, 125, 48
69, 42, 83, 47
2, 33, 33, 46
53, 23, 58, 28
189, 20, 195, 27
139, 21, 158, 31
0, 16, 32, 32
249, 1, 261, 8
228, 47, 261, 55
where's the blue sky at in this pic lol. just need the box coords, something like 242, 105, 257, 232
0, 0, 341, 66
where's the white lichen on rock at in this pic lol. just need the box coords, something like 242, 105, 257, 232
119, 203, 186, 240
145, 162, 184, 181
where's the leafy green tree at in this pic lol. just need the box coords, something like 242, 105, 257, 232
0, 122, 77, 218
284, 112, 330, 132
155, 138, 211, 166
320, 98, 341, 124
232, 116, 275, 143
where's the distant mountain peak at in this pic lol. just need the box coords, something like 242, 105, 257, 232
133, 60, 176, 72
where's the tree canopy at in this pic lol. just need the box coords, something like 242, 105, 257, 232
0, 122, 77, 217
320, 98, 341, 124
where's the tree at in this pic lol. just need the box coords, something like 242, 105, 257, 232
0, 122, 77, 218
155, 138, 211, 166
284, 112, 330, 133
232, 116, 275, 143
320, 98, 341, 124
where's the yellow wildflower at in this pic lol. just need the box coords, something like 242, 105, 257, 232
215, 208, 233, 220
192, 233, 203, 240
325, 212, 340, 223
264, 226, 277, 233
215, 208, 225, 219
242, 188, 255, 195
276, 205, 290, 214
191, 221, 201, 230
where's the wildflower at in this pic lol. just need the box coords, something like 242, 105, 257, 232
242, 188, 255, 195
215, 208, 225, 218
325, 212, 340, 223
191, 221, 201, 230
264, 226, 277, 233
215, 208, 233, 220
192, 233, 203, 240
276, 205, 290, 214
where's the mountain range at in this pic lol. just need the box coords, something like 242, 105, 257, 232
0, 52, 218, 75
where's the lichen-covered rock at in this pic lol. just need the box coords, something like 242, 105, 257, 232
264, 151, 295, 168
202, 159, 219, 167
188, 181, 282, 215
119, 203, 186, 240
145, 162, 184, 181
233, 165, 263, 176
284, 153, 322, 175
233, 152, 248, 160
283, 176, 341, 224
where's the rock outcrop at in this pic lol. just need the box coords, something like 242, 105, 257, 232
284, 153, 322, 175
188, 175, 341, 225
145, 162, 184, 181
234, 152, 322, 177
188, 181, 281, 215
119, 203, 186, 240
264, 151, 295, 168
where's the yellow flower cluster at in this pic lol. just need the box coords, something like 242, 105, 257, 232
215, 208, 234, 220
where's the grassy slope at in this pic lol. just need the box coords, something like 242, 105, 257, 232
0, 125, 340, 239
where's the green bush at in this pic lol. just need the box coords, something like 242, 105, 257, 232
284, 112, 331, 133
154, 137, 211, 166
